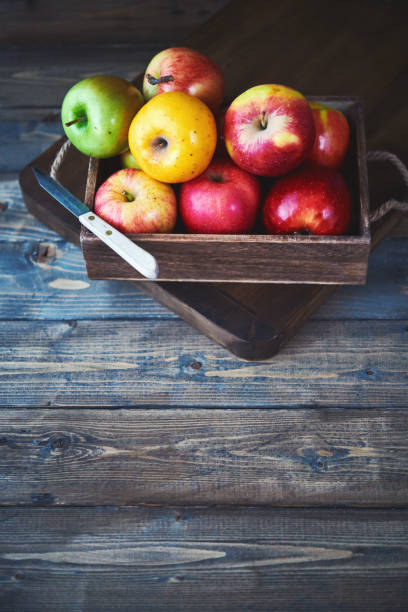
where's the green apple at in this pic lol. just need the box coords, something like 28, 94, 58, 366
120, 149, 141, 170
61, 75, 144, 158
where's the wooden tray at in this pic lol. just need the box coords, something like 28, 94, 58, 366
19, 138, 402, 360
81, 96, 370, 285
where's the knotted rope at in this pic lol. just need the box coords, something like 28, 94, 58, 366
366, 150, 408, 222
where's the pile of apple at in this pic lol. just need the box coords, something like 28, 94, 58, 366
61, 47, 352, 236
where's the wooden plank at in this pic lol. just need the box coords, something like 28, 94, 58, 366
0, 0, 227, 122
0, 120, 63, 173
83, 232, 371, 285
0, 45, 151, 121
0, 239, 175, 320
0, 0, 228, 46
1, 236, 407, 322
1, 408, 408, 506
0, 506, 408, 611
0, 320, 407, 407
0, 175, 64, 242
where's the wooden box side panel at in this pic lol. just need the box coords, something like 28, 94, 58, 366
83, 236, 369, 284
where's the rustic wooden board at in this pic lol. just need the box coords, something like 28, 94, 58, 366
2, 2, 408, 612
1, 408, 408, 506
1, 319, 407, 407
1, 235, 408, 322
0, 0, 228, 121
1, 0, 228, 46
1, 506, 408, 612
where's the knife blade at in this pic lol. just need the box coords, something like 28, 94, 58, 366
32, 167, 159, 279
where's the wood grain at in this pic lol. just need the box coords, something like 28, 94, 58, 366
1, 408, 408, 506
0, 506, 407, 611
0, 120, 63, 173
0, 319, 406, 407
1, 234, 407, 323
186, 0, 408, 165
0, 1, 227, 121
83, 233, 371, 284
2, 2, 408, 610
0, 0, 228, 46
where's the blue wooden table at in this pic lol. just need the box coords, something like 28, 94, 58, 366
1, 1, 408, 610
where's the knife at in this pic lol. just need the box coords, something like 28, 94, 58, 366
32, 168, 159, 279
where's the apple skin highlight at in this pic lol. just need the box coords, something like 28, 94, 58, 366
143, 47, 224, 113
224, 84, 315, 177
180, 159, 261, 234
306, 103, 350, 169
94, 169, 177, 234
262, 166, 352, 236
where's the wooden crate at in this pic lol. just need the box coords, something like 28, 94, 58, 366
81, 96, 370, 285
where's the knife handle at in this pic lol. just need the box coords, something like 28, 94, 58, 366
79, 212, 159, 279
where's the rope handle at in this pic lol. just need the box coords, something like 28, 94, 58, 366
50, 141, 408, 224
366, 150, 408, 222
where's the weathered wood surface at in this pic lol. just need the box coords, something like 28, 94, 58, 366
1, 1, 408, 610
83, 233, 371, 284
1, 0, 227, 46
186, 0, 408, 165
0, 319, 407, 407
1, 506, 408, 612
1, 408, 408, 506
0, 0, 228, 120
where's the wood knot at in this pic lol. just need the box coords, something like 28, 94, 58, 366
30, 242, 57, 266
50, 436, 71, 451
0, 436, 18, 449
190, 360, 202, 370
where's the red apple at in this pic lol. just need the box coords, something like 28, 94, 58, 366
179, 159, 261, 234
224, 84, 315, 177
143, 47, 224, 113
262, 166, 352, 235
94, 169, 177, 233
307, 103, 350, 169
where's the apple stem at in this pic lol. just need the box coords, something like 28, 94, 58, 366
65, 115, 87, 127
122, 190, 134, 202
260, 111, 267, 130
146, 73, 174, 86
